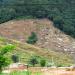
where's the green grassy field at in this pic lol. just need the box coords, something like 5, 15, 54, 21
0, 71, 42, 75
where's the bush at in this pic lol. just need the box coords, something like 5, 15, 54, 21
11, 55, 19, 63
57, 64, 64, 67
47, 61, 56, 67
40, 59, 46, 67
26, 32, 38, 44
28, 56, 38, 67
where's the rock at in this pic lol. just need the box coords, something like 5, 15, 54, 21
57, 38, 63, 42
64, 49, 68, 51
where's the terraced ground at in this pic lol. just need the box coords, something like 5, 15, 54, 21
0, 37, 73, 66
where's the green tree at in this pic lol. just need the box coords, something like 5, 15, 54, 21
27, 32, 38, 44
0, 44, 15, 72
53, 16, 64, 30
0, 8, 16, 23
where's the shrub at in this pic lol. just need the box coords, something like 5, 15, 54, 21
47, 61, 56, 67
11, 54, 19, 63
26, 32, 38, 44
57, 64, 64, 67
28, 56, 38, 67
40, 59, 46, 67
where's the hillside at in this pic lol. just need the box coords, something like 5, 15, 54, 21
0, 37, 73, 66
0, 19, 75, 61
0, 0, 75, 37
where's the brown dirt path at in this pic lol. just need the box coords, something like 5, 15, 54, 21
42, 70, 75, 75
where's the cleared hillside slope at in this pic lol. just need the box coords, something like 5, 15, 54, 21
0, 19, 75, 60
0, 37, 73, 66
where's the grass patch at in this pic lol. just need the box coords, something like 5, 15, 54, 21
0, 37, 74, 66
0, 71, 42, 75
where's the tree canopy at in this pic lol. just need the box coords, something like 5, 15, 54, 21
0, 44, 15, 72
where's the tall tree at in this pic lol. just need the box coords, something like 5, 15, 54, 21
0, 44, 15, 72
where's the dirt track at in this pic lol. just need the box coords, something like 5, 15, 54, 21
3, 67, 75, 75
29, 67, 75, 75
42, 70, 75, 75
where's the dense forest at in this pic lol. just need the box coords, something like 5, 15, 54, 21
0, 0, 75, 37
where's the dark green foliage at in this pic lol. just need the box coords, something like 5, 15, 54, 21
29, 56, 38, 66
53, 16, 64, 30
40, 59, 46, 67
0, 44, 15, 55
11, 55, 19, 63
0, 0, 75, 37
27, 32, 38, 44
57, 64, 64, 67
0, 8, 16, 23
0, 56, 8, 72
0, 44, 15, 72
